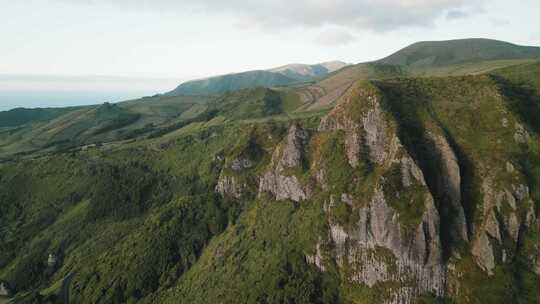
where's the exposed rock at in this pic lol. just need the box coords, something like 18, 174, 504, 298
506, 213, 520, 243
501, 117, 509, 128
504, 190, 517, 210
400, 156, 426, 187
230, 157, 253, 171
514, 123, 530, 144
0, 282, 9, 296
484, 210, 501, 242
512, 184, 529, 201
426, 132, 468, 242
48, 253, 57, 267
259, 172, 308, 202
505, 162, 515, 173
216, 174, 244, 199
362, 104, 389, 164
258, 124, 310, 202
306, 239, 326, 271
279, 124, 308, 169
344, 132, 362, 167
341, 193, 354, 206
534, 258, 540, 275
318, 87, 392, 167
472, 232, 495, 275
318, 110, 362, 168
473, 179, 533, 273
328, 187, 446, 303
525, 201, 536, 227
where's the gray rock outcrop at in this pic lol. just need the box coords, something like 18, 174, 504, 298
0, 282, 10, 297
318, 88, 392, 167
258, 124, 310, 202
472, 177, 535, 275
215, 155, 253, 198
426, 132, 469, 243
327, 187, 446, 304
514, 123, 530, 144
216, 174, 244, 199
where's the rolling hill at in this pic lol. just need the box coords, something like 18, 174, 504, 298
282, 39, 540, 112
1, 58, 540, 304
378, 38, 540, 67
167, 61, 350, 96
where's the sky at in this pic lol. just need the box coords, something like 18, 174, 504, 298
0, 0, 539, 109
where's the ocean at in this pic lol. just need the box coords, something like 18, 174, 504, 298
0, 91, 156, 111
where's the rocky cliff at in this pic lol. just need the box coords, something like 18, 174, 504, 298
223, 80, 540, 303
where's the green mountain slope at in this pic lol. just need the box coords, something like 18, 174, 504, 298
378, 38, 540, 67
1, 60, 539, 304
0, 94, 212, 159
167, 70, 296, 96
1, 40, 540, 304
0, 107, 80, 128
285, 39, 540, 112
168, 61, 350, 96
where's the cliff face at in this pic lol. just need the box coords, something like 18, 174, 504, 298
228, 80, 540, 303
258, 123, 311, 202
2, 70, 540, 304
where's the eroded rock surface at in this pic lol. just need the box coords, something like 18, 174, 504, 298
318, 86, 392, 167
472, 177, 535, 275
514, 123, 530, 144
216, 174, 244, 199
426, 132, 468, 243
0, 282, 9, 297
259, 124, 310, 202
327, 187, 446, 304
216, 155, 253, 198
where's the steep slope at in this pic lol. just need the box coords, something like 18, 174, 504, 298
378, 38, 540, 67
1, 62, 539, 304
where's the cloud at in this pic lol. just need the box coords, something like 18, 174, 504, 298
71, 0, 484, 32
490, 18, 510, 27
315, 30, 356, 46
446, 9, 469, 20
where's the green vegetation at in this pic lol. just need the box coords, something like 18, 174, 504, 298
168, 70, 296, 96
379, 38, 540, 67
1, 39, 540, 304
156, 196, 338, 304
0, 107, 80, 128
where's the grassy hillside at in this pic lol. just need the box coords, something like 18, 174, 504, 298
1, 40, 540, 304
169, 61, 350, 96
379, 38, 540, 67
0, 94, 212, 159
167, 70, 296, 96
285, 63, 405, 111
0, 107, 81, 128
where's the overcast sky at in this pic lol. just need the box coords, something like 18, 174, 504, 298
1, 0, 539, 93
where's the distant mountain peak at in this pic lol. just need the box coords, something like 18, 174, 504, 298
168, 60, 350, 96
268, 61, 350, 79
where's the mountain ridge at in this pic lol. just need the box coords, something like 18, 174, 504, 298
377, 38, 540, 67
167, 61, 350, 96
